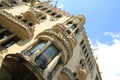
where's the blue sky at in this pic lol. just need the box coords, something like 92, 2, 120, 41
49, 0, 120, 80
51, 0, 120, 44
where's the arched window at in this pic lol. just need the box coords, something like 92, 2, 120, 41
35, 44, 59, 70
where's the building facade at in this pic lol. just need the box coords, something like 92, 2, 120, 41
0, 0, 102, 80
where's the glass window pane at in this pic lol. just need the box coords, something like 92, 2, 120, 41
67, 22, 76, 30
25, 42, 46, 56
71, 24, 76, 30
35, 45, 59, 70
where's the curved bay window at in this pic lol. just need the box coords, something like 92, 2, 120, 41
35, 44, 59, 70
24, 41, 46, 56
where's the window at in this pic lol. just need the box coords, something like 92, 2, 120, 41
87, 57, 90, 63
67, 30, 71, 34
89, 61, 91, 66
22, 0, 27, 2
24, 41, 46, 56
51, 12, 57, 16
46, 10, 52, 13
0, 31, 12, 39
56, 14, 62, 18
0, 3, 4, 7
82, 44, 85, 50
41, 7, 47, 11
90, 65, 93, 70
22, 19, 28, 23
28, 22, 34, 27
16, 15, 22, 19
0, 26, 3, 29
84, 49, 87, 55
80, 59, 85, 68
67, 22, 76, 30
85, 53, 88, 59
75, 28, 79, 34
1, 36, 20, 49
8, 0, 17, 4
35, 44, 59, 70
41, 15, 46, 20
95, 75, 99, 80
80, 40, 84, 46
37, 5, 43, 8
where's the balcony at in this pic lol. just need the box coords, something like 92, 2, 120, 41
0, 10, 34, 39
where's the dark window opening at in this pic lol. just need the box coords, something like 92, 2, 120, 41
0, 31, 12, 39
37, 5, 43, 8
75, 29, 79, 34
67, 21, 72, 24
1, 36, 20, 49
28, 22, 34, 27
67, 30, 71, 34
22, 0, 27, 2
73, 72, 77, 77
85, 53, 88, 59
35, 44, 59, 70
80, 60, 83, 64
22, 19, 28, 23
84, 49, 87, 55
67, 22, 77, 30
95, 75, 99, 80
91, 65, 93, 70
41, 7, 47, 11
24, 41, 46, 56
89, 61, 91, 66
0, 3, 4, 7
80, 59, 85, 68
80, 40, 84, 46
82, 44, 85, 50
46, 10, 52, 13
87, 57, 90, 63
41, 15, 46, 20
76, 78, 79, 80
37, 14, 41, 18
8, 0, 17, 4
0, 25, 3, 29
17, 15, 22, 19
51, 12, 57, 16
56, 14, 62, 18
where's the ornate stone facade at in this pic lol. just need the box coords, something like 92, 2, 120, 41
0, 0, 102, 80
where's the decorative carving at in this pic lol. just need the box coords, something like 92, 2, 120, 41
23, 11, 38, 23
77, 59, 87, 80
58, 67, 75, 80
77, 68, 87, 80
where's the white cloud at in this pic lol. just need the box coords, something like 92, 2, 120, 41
92, 32, 120, 80
105, 32, 120, 40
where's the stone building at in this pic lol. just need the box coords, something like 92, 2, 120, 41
0, 0, 102, 80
